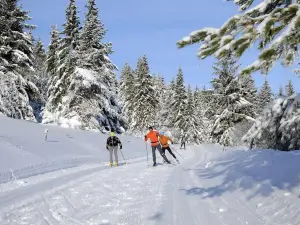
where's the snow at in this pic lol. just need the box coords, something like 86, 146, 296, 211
74, 67, 97, 88
1, 116, 300, 224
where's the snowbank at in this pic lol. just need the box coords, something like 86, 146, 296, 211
0, 115, 146, 181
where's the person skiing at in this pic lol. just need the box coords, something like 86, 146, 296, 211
44, 129, 48, 142
106, 128, 122, 167
180, 133, 187, 150
159, 132, 179, 163
144, 126, 171, 166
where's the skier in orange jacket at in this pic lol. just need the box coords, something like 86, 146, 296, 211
159, 132, 179, 163
144, 127, 170, 166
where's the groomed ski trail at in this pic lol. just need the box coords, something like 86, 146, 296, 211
160, 145, 264, 225
1, 144, 300, 224
0, 155, 177, 225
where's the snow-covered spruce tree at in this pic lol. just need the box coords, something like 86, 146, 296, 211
45, 0, 125, 132
169, 68, 188, 136
278, 85, 284, 97
33, 37, 47, 101
244, 94, 300, 151
119, 63, 135, 127
285, 80, 295, 97
295, 57, 300, 74
193, 86, 203, 122
201, 86, 217, 143
210, 54, 255, 147
193, 86, 208, 141
237, 73, 258, 120
280, 96, 300, 150
153, 74, 168, 128
45, 25, 60, 101
160, 78, 177, 130
178, 0, 300, 75
119, 63, 131, 104
57, 0, 80, 76
257, 80, 273, 112
43, 0, 80, 126
185, 85, 202, 143
0, 0, 40, 120
229, 74, 258, 145
30, 37, 47, 122
131, 55, 159, 132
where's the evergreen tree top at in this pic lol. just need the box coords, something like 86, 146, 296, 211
178, 0, 300, 75
136, 55, 150, 78
0, 0, 35, 72
79, 0, 106, 51
278, 85, 284, 97
258, 79, 273, 108
62, 0, 80, 48
286, 80, 295, 96
211, 54, 239, 96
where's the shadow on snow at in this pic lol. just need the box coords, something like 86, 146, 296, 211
181, 149, 300, 200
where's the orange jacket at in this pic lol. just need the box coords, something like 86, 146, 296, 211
159, 135, 172, 148
144, 130, 160, 146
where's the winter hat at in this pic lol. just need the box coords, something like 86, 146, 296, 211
111, 128, 115, 132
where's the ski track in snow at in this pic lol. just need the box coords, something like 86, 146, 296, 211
0, 155, 176, 225
1, 142, 300, 224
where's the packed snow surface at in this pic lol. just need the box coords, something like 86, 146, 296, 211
0, 116, 300, 224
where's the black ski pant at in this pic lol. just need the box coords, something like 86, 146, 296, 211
181, 142, 186, 149
152, 144, 169, 164
162, 146, 176, 159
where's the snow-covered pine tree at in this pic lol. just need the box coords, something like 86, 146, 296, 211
57, 0, 80, 75
163, 78, 176, 129
30, 37, 48, 122
257, 80, 273, 112
193, 86, 207, 141
0, 0, 40, 120
45, 25, 60, 102
201, 87, 215, 143
153, 74, 166, 128
193, 86, 203, 119
178, 0, 300, 75
131, 55, 158, 131
295, 57, 300, 74
185, 85, 202, 143
170, 68, 188, 134
210, 54, 255, 147
43, 0, 80, 126
44, 0, 126, 132
119, 63, 135, 126
244, 94, 300, 151
33, 37, 47, 101
46, 26, 60, 77
278, 85, 284, 97
285, 80, 295, 97
280, 97, 300, 150
238, 74, 258, 117
119, 63, 131, 104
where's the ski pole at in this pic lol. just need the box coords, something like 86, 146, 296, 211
170, 145, 184, 159
145, 142, 149, 166
119, 148, 127, 165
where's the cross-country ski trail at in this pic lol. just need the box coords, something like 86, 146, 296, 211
1, 144, 300, 224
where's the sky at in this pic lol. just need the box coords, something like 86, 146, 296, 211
19, 0, 299, 93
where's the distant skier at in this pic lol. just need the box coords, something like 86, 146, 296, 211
144, 126, 170, 166
159, 132, 179, 163
106, 128, 122, 167
180, 133, 187, 150
44, 129, 48, 142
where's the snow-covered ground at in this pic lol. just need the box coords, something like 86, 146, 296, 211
0, 116, 300, 224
